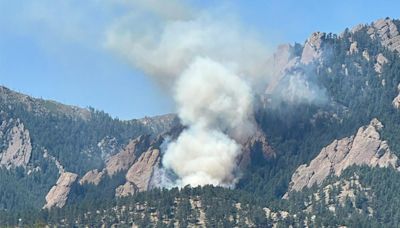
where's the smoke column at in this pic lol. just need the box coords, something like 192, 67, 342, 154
105, 1, 272, 187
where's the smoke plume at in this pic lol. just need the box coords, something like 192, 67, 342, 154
105, 1, 327, 188
105, 2, 270, 187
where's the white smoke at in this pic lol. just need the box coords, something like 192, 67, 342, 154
105, 2, 271, 187
175, 58, 255, 139
163, 126, 240, 187
105, 8, 271, 91
162, 57, 254, 187
106, 0, 329, 188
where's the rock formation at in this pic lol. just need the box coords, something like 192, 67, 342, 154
44, 172, 78, 209
105, 138, 140, 176
301, 32, 325, 64
115, 148, 160, 197
374, 53, 388, 74
350, 18, 400, 53
79, 135, 150, 185
115, 182, 138, 198
367, 18, 400, 53
105, 135, 150, 176
79, 169, 104, 185
125, 148, 160, 192
0, 118, 32, 168
286, 119, 399, 195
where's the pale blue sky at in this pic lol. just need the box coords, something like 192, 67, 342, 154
0, 0, 399, 120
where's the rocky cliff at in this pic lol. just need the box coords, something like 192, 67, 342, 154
286, 118, 399, 195
0, 117, 32, 168
115, 148, 161, 197
79, 135, 151, 186
44, 172, 78, 209
301, 32, 326, 64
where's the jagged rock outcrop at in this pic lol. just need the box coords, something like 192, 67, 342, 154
115, 148, 160, 197
367, 18, 400, 53
0, 118, 32, 168
79, 169, 104, 185
44, 172, 78, 209
349, 41, 358, 54
374, 53, 388, 74
351, 18, 400, 53
125, 148, 160, 191
286, 119, 399, 195
79, 135, 150, 186
301, 32, 325, 64
105, 135, 149, 176
115, 182, 138, 198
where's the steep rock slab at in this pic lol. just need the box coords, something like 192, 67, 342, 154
286, 118, 399, 195
126, 148, 160, 191
44, 172, 78, 209
0, 118, 32, 168
115, 149, 160, 197
105, 135, 149, 176
79, 135, 150, 185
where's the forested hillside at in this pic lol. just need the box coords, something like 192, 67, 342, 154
2, 18, 400, 227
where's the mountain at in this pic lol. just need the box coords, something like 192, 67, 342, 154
3, 17, 400, 227
0, 84, 271, 215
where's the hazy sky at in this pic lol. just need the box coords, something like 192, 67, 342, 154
1, 0, 399, 120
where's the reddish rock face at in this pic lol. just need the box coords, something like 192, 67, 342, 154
285, 118, 400, 197
114, 149, 160, 197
